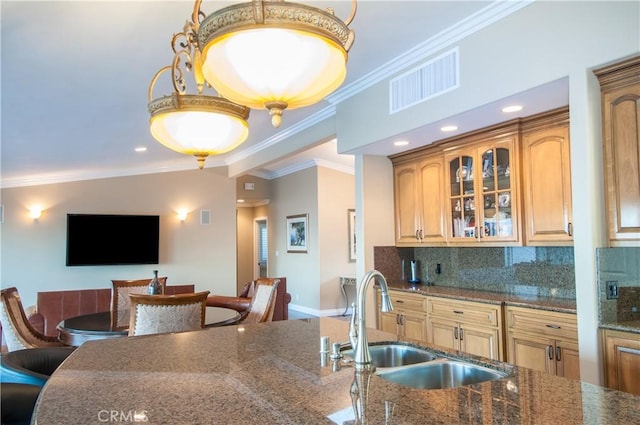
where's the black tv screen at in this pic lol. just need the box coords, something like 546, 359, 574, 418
66, 214, 160, 266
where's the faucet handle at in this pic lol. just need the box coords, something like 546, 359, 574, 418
348, 302, 358, 348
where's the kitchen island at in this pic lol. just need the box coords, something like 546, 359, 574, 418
33, 317, 639, 424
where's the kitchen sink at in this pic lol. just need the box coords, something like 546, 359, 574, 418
375, 359, 508, 389
341, 343, 438, 368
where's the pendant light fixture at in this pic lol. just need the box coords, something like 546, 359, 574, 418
196, 0, 356, 128
148, 15, 251, 169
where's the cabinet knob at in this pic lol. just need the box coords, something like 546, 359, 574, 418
567, 222, 573, 236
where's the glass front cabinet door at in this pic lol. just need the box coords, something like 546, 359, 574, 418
445, 136, 519, 244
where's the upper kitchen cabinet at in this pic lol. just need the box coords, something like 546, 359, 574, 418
595, 56, 640, 247
393, 152, 447, 246
444, 125, 521, 246
521, 108, 573, 246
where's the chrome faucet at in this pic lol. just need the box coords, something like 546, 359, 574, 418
349, 270, 393, 371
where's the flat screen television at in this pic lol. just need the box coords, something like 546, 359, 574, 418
66, 214, 160, 266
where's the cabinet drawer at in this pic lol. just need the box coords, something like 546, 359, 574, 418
390, 290, 427, 313
506, 306, 577, 341
427, 297, 500, 327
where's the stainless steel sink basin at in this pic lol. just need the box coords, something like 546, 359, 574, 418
341, 343, 438, 368
376, 359, 507, 389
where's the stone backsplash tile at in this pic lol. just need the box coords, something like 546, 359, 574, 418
596, 247, 640, 324
374, 246, 575, 299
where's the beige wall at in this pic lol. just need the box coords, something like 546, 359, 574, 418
258, 166, 356, 315
236, 207, 254, 293
356, 155, 395, 323
270, 167, 319, 310
1, 168, 238, 306
317, 167, 356, 311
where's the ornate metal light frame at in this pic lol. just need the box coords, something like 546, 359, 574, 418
148, 15, 251, 169
196, 0, 357, 128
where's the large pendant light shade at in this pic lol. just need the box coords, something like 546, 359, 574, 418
198, 0, 356, 127
149, 94, 250, 169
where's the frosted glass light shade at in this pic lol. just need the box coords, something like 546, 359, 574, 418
201, 28, 347, 111
148, 94, 250, 169
197, 0, 355, 127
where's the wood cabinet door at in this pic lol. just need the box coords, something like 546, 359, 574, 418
507, 332, 555, 375
428, 317, 458, 351
522, 122, 573, 245
604, 329, 640, 395
445, 134, 520, 245
417, 156, 447, 243
401, 311, 428, 342
460, 323, 502, 361
394, 163, 420, 244
379, 311, 399, 335
601, 77, 640, 245
556, 339, 581, 380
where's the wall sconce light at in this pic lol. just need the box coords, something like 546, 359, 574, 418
177, 209, 188, 221
29, 206, 42, 220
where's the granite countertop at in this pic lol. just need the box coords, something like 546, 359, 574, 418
33, 318, 639, 424
384, 281, 578, 313
599, 320, 640, 334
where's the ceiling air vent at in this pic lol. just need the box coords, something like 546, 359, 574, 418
389, 47, 459, 114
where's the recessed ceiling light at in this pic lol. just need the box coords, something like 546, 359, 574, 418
237, 199, 245, 203
502, 105, 523, 113
135, 147, 147, 152
394, 141, 410, 147
440, 125, 458, 132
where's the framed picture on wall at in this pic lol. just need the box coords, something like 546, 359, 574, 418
348, 209, 356, 262
286, 214, 308, 253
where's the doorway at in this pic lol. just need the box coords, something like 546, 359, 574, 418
255, 218, 268, 278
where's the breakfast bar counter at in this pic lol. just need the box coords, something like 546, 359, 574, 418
33, 318, 639, 424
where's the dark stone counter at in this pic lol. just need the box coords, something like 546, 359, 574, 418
33, 318, 639, 424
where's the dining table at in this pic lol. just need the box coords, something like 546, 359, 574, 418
57, 307, 242, 346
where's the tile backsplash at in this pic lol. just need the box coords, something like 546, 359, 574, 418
597, 247, 640, 325
374, 246, 575, 299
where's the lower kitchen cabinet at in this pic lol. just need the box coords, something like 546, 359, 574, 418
378, 289, 428, 342
426, 297, 504, 361
506, 306, 580, 380
602, 328, 640, 396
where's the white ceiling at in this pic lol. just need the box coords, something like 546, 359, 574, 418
1, 0, 567, 188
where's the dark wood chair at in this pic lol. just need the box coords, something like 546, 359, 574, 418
110, 277, 167, 330
0, 287, 68, 352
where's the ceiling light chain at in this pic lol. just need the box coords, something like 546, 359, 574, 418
147, 2, 250, 169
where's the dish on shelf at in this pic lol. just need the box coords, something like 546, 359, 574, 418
456, 166, 469, 182
498, 193, 510, 207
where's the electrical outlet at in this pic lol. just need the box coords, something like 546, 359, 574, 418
606, 281, 619, 300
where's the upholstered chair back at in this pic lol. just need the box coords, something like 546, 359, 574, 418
242, 279, 279, 324
110, 277, 167, 330
0, 287, 67, 352
128, 291, 209, 337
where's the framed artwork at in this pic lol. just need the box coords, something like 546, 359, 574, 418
286, 214, 308, 253
348, 209, 356, 262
